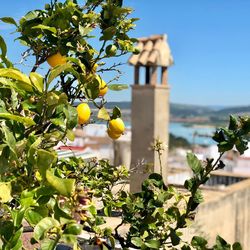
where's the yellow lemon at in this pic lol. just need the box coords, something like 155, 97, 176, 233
77, 103, 91, 125
107, 128, 121, 140
108, 118, 125, 134
98, 76, 108, 97
47, 52, 67, 67
93, 63, 98, 72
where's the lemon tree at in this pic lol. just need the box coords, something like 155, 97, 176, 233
0, 1, 249, 250
0, 0, 137, 249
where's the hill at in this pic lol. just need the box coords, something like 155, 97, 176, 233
79, 101, 250, 125
170, 103, 212, 117
213, 105, 250, 116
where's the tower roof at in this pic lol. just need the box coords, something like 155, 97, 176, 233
129, 34, 174, 67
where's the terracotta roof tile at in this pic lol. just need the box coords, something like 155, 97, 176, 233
129, 34, 174, 67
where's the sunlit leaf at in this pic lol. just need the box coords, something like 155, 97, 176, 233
0, 182, 12, 202
46, 170, 75, 197
0, 113, 36, 126
131, 237, 143, 247
32, 24, 57, 34
30, 72, 44, 93
47, 92, 59, 106
48, 63, 72, 84
34, 217, 60, 241
145, 239, 161, 249
0, 68, 33, 91
108, 84, 129, 91
187, 152, 203, 175
25, 206, 49, 227
98, 107, 110, 120
37, 149, 57, 179
0, 17, 17, 26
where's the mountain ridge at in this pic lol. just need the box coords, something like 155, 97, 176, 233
102, 101, 250, 117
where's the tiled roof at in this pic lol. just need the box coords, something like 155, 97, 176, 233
129, 34, 174, 67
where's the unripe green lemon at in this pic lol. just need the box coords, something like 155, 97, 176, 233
45, 4, 50, 10
105, 44, 117, 57
64, 223, 82, 235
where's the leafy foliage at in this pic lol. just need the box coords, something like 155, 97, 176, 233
0, 0, 249, 249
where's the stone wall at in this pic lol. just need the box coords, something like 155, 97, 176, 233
192, 178, 250, 248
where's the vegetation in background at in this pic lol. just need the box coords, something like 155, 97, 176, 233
169, 133, 191, 150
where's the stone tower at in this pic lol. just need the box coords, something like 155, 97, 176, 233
129, 34, 173, 192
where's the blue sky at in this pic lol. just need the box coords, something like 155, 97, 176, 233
1, 0, 250, 106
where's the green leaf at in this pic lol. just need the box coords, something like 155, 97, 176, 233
25, 206, 49, 226
111, 106, 121, 119
214, 235, 231, 250
46, 170, 75, 197
30, 72, 44, 93
235, 139, 248, 155
182, 245, 192, 250
228, 115, 238, 130
100, 26, 117, 40
144, 239, 161, 249
0, 113, 36, 126
32, 24, 57, 34
51, 118, 65, 127
108, 84, 129, 91
66, 129, 75, 141
0, 77, 25, 95
191, 236, 208, 248
186, 152, 203, 175
104, 206, 112, 217
21, 10, 39, 22
98, 107, 110, 120
109, 236, 116, 249
88, 204, 97, 216
0, 68, 32, 87
48, 63, 72, 84
47, 92, 60, 106
193, 189, 204, 203
5, 228, 23, 250
0, 182, 12, 202
0, 17, 17, 26
131, 237, 143, 247
11, 209, 25, 227
54, 202, 72, 222
233, 242, 242, 250
0, 221, 14, 241
20, 190, 37, 208
170, 228, 180, 246
37, 149, 57, 179
79, 24, 92, 36
85, 79, 99, 100
64, 105, 78, 129
34, 217, 60, 241
41, 239, 58, 250
218, 141, 234, 153
0, 35, 7, 58
27, 137, 42, 165
60, 234, 77, 245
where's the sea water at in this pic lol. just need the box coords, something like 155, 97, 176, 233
169, 122, 216, 145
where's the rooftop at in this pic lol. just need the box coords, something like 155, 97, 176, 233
129, 34, 174, 67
